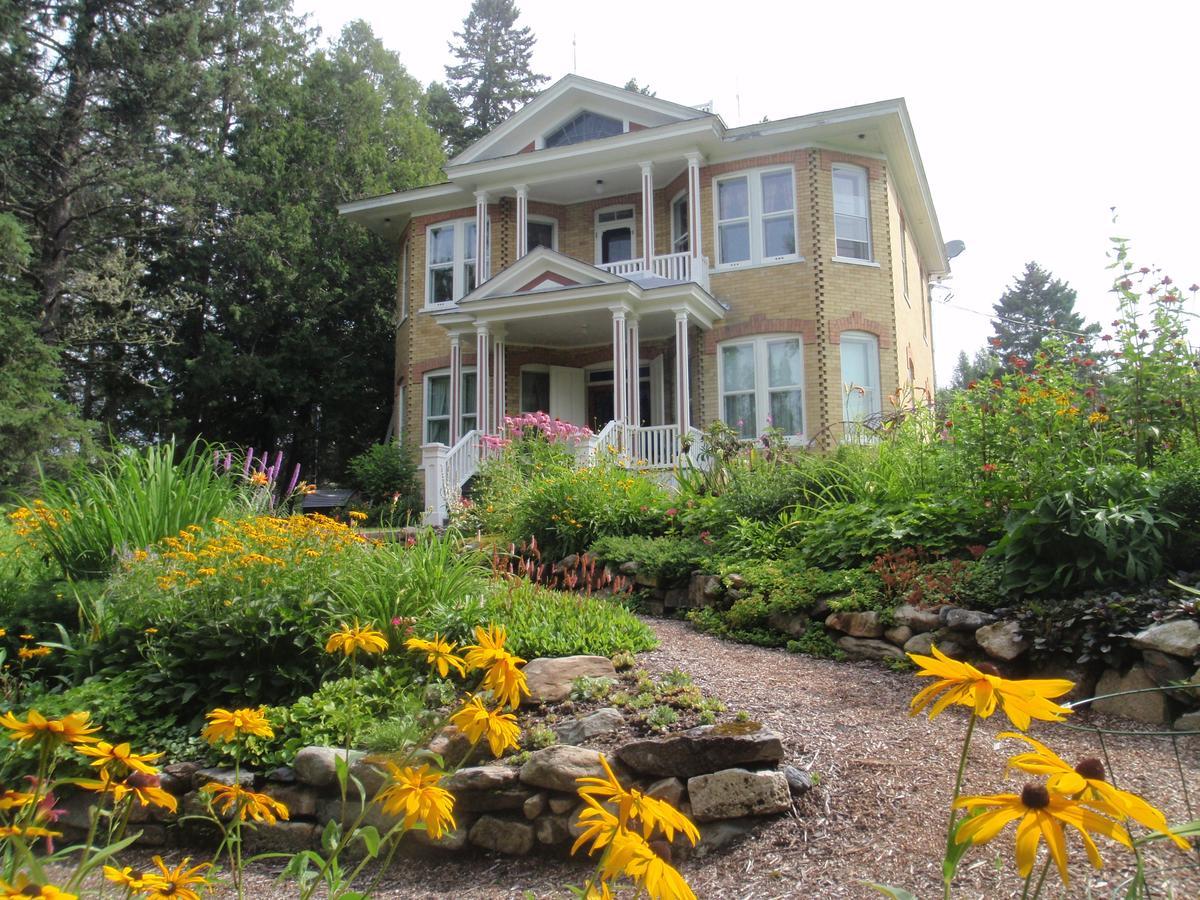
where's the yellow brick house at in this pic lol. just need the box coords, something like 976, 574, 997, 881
339, 75, 948, 522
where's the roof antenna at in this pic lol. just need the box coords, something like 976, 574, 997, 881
572, 33, 577, 73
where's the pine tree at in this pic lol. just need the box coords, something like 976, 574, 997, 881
445, 0, 547, 146
425, 81, 471, 156
623, 78, 654, 96
990, 262, 1099, 365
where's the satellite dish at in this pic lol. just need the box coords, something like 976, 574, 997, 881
945, 239, 966, 260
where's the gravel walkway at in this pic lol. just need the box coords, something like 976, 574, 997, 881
132, 619, 1200, 898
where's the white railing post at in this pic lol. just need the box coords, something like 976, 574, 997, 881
421, 442, 450, 526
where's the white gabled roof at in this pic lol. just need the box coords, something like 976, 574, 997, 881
448, 74, 711, 167
461, 247, 625, 302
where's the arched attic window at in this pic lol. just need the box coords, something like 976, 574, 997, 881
544, 111, 623, 148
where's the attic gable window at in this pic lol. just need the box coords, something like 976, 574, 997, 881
543, 111, 623, 149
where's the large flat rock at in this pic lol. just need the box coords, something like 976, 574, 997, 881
518, 745, 606, 792
687, 768, 791, 822
521, 656, 617, 705
1131, 619, 1200, 659
616, 723, 784, 778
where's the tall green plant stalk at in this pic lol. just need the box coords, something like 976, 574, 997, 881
943, 711, 978, 900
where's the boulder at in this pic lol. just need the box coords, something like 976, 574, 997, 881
523, 793, 546, 820
645, 777, 686, 808
1092, 665, 1170, 724
241, 822, 319, 854
1173, 711, 1200, 732
904, 628, 971, 659
975, 621, 1028, 661
442, 765, 520, 794
824, 610, 884, 638
903, 632, 935, 657
1131, 619, 1200, 659
767, 611, 810, 639
1141, 649, 1192, 689
664, 587, 690, 609
521, 656, 617, 705
781, 765, 814, 796
408, 819, 472, 852
690, 817, 757, 858
293, 746, 362, 789
836, 636, 904, 661
160, 762, 200, 795
264, 766, 297, 783
554, 707, 624, 746
941, 607, 997, 632
883, 625, 913, 647
468, 815, 534, 855
548, 794, 577, 815
453, 786, 533, 813
535, 814, 573, 846
427, 725, 487, 766
892, 604, 942, 633
686, 769, 791, 822
262, 783, 318, 818
616, 723, 784, 778
347, 755, 391, 796
689, 573, 722, 607
519, 745, 606, 793
191, 767, 255, 791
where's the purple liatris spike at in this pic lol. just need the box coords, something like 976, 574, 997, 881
223, 452, 232, 471
244, 449, 254, 476
272, 450, 283, 479
285, 463, 301, 496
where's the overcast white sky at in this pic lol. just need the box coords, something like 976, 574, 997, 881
300, 0, 1199, 384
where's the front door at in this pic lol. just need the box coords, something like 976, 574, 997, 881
587, 385, 615, 431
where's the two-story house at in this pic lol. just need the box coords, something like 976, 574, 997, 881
339, 75, 948, 521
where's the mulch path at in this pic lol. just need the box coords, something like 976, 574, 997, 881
132, 618, 1200, 898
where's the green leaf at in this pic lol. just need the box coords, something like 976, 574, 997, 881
355, 825, 381, 857
862, 883, 920, 900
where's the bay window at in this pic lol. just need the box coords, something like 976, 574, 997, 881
719, 335, 805, 439
426, 219, 488, 305
832, 164, 872, 261
424, 369, 476, 444
715, 167, 797, 268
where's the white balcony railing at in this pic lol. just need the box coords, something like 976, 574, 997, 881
598, 252, 710, 290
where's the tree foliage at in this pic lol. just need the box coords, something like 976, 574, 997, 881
445, 0, 547, 146
990, 262, 1099, 367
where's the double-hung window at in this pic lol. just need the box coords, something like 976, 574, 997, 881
719, 335, 805, 439
832, 164, 872, 260
426, 219, 487, 306
670, 193, 690, 254
840, 331, 881, 440
715, 168, 797, 268
424, 369, 476, 444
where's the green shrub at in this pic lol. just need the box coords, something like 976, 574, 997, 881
588, 534, 706, 586
998, 465, 1176, 595
347, 442, 419, 515
12, 439, 237, 579
506, 462, 670, 559
466, 432, 576, 536
482, 581, 657, 658
786, 622, 845, 660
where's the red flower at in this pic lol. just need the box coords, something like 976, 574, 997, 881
665, 508, 677, 517
1101, 334, 1112, 341
1013, 358, 1028, 369
1139, 267, 1150, 274
989, 337, 1002, 347
1075, 336, 1086, 345
1119, 279, 1133, 290
981, 463, 997, 473
1163, 276, 1173, 286
944, 419, 954, 429
1083, 358, 1095, 366
967, 380, 978, 390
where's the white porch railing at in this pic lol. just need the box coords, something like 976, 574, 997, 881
422, 421, 710, 525
598, 252, 710, 291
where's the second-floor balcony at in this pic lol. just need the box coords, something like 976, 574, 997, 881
597, 250, 710, 291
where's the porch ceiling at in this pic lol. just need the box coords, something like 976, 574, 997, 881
519, 158, 689, 205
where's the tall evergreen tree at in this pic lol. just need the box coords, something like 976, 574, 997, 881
424, 81, 470, 156
445, 0, 547, 146
990, 262, 1099, 365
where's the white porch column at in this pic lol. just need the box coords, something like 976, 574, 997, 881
474, 190, 489, 287
640, 161, 655, 270
421, 443, 449, 526
492, 327, 507, 431
626, 315, 641, 426
611, 308, 628, 426
514, 185, 529, 258
674, 311, 691, 431
449, 333, 463, 445
686, 152, 704, 259
475, 324, 491, 434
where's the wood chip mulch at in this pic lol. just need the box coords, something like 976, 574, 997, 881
137, 618, 1200, 898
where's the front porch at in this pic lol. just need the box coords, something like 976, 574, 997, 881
419, 249, 724, 524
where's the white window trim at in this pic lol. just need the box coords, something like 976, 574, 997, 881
832, 256, 881, 268
526, 215, 558, 252
712, 166, 801, 272
424, 218, 489, 308
670, 190, 689, 254
839, 330, 882, 428
716, 334, 806, 443
594, 204, 637, 265
900, 222, 911, 306
396, 383, 405, 442
832, 162, 873, 262
423, 367, 477, 444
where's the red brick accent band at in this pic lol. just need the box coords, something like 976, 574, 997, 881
702, 315, 818, 352
827, 311, 892, 348
516, 271, 580, 292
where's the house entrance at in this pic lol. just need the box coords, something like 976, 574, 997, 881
585, 367, 651, 430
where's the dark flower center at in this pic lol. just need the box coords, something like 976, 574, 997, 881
976, 662, 1001, 677
1021, 784, 1050, 809
1075, 757, 1106, 781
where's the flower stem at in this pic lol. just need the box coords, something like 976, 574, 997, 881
943, 711, 978, 900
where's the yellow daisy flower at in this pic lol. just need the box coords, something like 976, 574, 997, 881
1001, 731, 1191, 849
576, 754, 699, 845
463, 623, 512, 671
325, 620, 388, 657
138, 856, 210, 900
0, 789, 36, 811
954, 784, 1131, 883
0, 710, 100, 746
0, 825, 63, 840
76, 741, 163, 776
202, 782, 290, 825
908, 645, 1073, 730
600, 827, 697, 900
102, 866, 152, 892
376, 763, 456, 840
405, 633, 467, 678
478, 653, 530, 710
201, 707, 274, 744
77, 771, 178, 813
0, 876, 76, 898
449, 695, 521, 757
